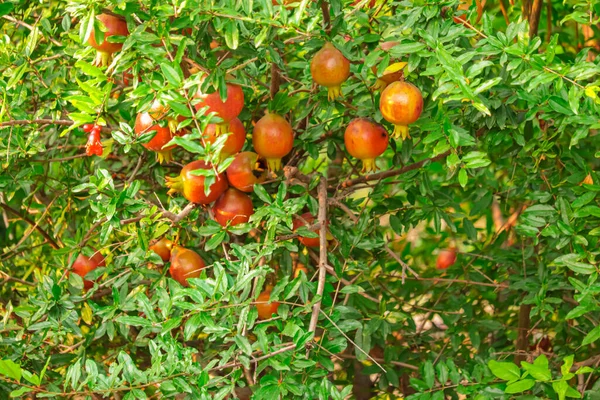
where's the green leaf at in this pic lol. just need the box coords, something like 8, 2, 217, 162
548, 96, 574, 115
582, 325, 600, 346
254, 184, 272, 204
205, 230, 227, 251
161, 63, 182, 86
0, 360, 22, 381
423, 360, 435, 389
505, 379, 535, 393
487, 360, 520, 381
115, 316, 153, 328
0, 3, 14, 17
458, 168, 468, 188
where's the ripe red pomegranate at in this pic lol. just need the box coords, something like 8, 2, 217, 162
226, 152, 267, 192
166, 160, 228, 204
169, 246, 205, 287
344, 118, 389, 172
351, 0, 377, 6
310, 42, 351, 101
87, 14, 129, 66
293, 213, 324, 248
203, 117, 246, 160
436, 249, 457, 270
194, 80, 244, 134
379, 81, 423, 140
213, 188, 254, 227
134, 102, 180, 164
252, 113, 294, 172
256, 290, 280, 320
149, 237, 173, 262
72, 250, 105, 290
85, 125, 103, 156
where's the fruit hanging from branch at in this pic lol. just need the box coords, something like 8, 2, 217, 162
212, 188, 254, 227
169, 246, 205, 287
310, 42, 351, 101
379, 81, 423, 140
344, 118, 389, 172
134, 102, 181, 164
293, 213, 331, 248
194, 79, 245, 135
149, 237, 173, 262
203, 117, 246, 160
166, 160, 229, 204
85, 125, 103, 156
87, 13, 129, 67
72, 250, 105, 290
256, 290, 280, 320
226, 152, 267, 192
252, 113, 294, 172
371, 62, 407, 91
436, 248, 457, 270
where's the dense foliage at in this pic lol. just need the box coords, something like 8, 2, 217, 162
1, 0, 600, 398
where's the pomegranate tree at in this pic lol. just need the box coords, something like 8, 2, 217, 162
436, 248, 457, 270
256, 290, 280, 320
72, 250, 105, 290
166, 160, 228, 204
87, 13, 129, 66
212, 188, 254, 227
379, 81, 423, 140
226, 152, 266, 192
203, 117, 246, 160
169, 246, 205, 287
194, 80, 244, 134
134, 102, 180, 164
344, 118, 389, 172
252, 113, 294, 172
310, 42, 351, 101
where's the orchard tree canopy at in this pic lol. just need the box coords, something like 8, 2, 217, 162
1, 0, 600, 399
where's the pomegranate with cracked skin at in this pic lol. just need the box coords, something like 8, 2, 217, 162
344, 118, 389, 172
226, 152, 267, 192
72, 250, 105, 290
379, 81, 423, 140
87, 14, 129, 66
169, 246, 205, 286
194, 80, 244, 134
203, 117, 246, 160
135, 102, 181, 164
149, 237, 173, 262
256, 290, 280, 320
252, 113, 294, 172
212, 188, 254, 227
436, 248, 457, 270
166, 160, 228, 204
310, 42, 350, 101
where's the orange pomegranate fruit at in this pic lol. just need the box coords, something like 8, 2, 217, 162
212, 188, 254, 227
87, 14, 129, 66
344, 118, 389, 172
194, 80, 244, 134
436, 249, 457, 270
166, 160, 228, 204
379, 81, 423, 140
169, 246, 205, 286
252, 113, 294, 172
256, 290, 280, 320
293, 213, 323, 248
134, 101, 181, 164
203, 117, 246, 160
293, 263, 308, 278
72, 250, 105, 290
310, 42, 351, 101
226, 152, 267, 192
149, 237, 173, 262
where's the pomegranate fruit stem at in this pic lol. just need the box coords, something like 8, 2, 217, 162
266, 158, 282, 172
165, 174, 184, 196
361, 158, 378, 173
392, 124, 410, 140
327, 85, 343, 101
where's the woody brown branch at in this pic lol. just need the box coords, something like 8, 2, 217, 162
308, 178, 329, 334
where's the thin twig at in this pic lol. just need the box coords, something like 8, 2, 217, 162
308, 178, 328, 334
0, 203, 60, 249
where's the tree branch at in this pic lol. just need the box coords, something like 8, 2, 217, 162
308, 178, 328, 334
320, 0, 331, 33
528, 0, 543, 38
0, 203, 60, 249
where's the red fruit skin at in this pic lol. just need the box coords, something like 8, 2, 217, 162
134, 112, 174, 152
436, 249, 457, 270
203, 117, 246, 158
86, 131, 103, 156
310, 42, 350, 88
150, 237, 173, 262
168, 160, 229, 204
351, 0, 377, 7
72, 251, 106, 290
379, 81, 424, 126
344, 118, 389, 162
169, 247, 205, 287
194, 83, 244, 123
293, 213, 320, 248
252, 113, 294, 169
87, 14, 129, 54
83, 124, 94, 133
226, 152, 266, 192
256, 290, 280, 320
213, 188, 254, 227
